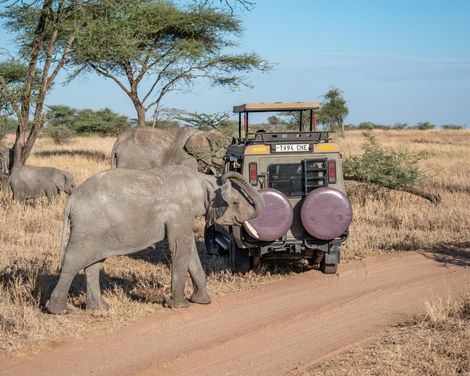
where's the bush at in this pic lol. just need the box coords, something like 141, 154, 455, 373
415, 122, 435, 130
45, 106, 131, 136
393, 122, 408, 129
46, 125, 74, 144
442, 124, 464, 130
343, 137, 425, 189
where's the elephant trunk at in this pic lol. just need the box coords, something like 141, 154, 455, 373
221, 171, 265, 217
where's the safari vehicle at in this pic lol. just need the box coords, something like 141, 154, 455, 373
205, 102, 352, 273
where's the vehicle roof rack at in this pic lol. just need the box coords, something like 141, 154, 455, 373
233, 102, 320, 113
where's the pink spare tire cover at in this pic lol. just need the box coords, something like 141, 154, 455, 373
245, 189, 293, 241
300, 187, 352, 240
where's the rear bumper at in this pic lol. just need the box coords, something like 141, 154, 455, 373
212, 224, 347, 260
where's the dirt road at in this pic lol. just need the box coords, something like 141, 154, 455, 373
2, 249, 469, 376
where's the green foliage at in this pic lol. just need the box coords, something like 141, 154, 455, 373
0, 59, 42, 116
393, 122, 409, 129
356, 122, 375, 130
1, 1, 92, 167
46, 124, 73, 144
415, 122, 435, 130
148, 119, 180, 129
0, 116, 17, 141
45, 105, 77, 128
172, 110, 231, 131
46, 106, 131, 136
343, 137, 426, 189
69, 0, 270, 125
267, 115, 283, 127
278, 111, 315, 131
317, 88, 349, 132
442, 124, 464, 130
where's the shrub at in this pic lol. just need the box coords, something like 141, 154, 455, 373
442, 124, 464, 130
343, 137, 425, 189
415, 122, 435, 130
393, 122, 408, 129
46, 125, 74, 144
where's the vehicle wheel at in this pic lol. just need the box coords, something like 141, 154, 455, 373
320, 259, 338, 274
230, 238, 251, 273
204, 225, 224, 256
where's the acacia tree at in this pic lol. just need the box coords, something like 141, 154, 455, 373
0, 0, 92, 170
70, 0, 269, 127
317, 88, 348, 136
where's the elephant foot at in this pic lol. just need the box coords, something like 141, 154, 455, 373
46, 299, 69, 315
167, 297, 191, 309
86, 298, 110, 311
189, 291, 211, 305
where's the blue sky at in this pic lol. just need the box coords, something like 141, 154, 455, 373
1, 0, 470, 125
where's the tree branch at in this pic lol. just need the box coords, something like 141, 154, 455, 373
0, 77, 22, 120
47, 26, 80, 86
346, 178, 441, 204
89, 63, 131, 96
141, 53, 180, 104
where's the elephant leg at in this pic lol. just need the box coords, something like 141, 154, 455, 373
46, 252, 84, 314
188, 240, 211, 305
167, 223, 192, 308
46, 188, 58, 201
85, 260, 108, 310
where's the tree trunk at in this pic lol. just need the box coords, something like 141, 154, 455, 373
136, 105, 146, 127
400, 185, 441, 204
135, 102, 147, 127
11, 0, 51, 172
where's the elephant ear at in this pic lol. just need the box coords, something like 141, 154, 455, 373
184, 132, 212, 164
205, 180, 232, 226
51, 171, 66, 190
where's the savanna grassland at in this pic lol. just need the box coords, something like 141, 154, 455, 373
304, 296, 470, 376
0, 129, 469, 356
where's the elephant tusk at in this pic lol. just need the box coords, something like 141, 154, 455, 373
243, 221, 259, 239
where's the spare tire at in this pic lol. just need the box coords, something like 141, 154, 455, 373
300, 187, 352, 240
244, 189, 293, 242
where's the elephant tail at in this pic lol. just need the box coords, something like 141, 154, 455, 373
111, 143, 118, 168
58, 198, 73, 272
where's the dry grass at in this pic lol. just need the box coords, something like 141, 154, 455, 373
0, 129, 469, 355
302, 295, 470, 376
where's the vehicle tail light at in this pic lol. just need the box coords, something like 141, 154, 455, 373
328, 160, 336, 184
249, 162, 258, 185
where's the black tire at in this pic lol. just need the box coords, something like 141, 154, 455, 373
320, 259, 338, 274
230, 238, 251, 273
204, 225, 224, 256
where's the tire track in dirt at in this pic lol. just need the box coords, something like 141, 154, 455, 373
1, 249, 468, 376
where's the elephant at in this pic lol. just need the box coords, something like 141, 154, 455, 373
111, 126, 226, 171
0, 144, 13, 175
9, 165, 76, 201
46, 168, 264, 314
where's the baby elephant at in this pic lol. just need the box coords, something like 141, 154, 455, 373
9, 165, 75, 201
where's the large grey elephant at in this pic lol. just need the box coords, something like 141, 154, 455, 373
9, 165, 76, 201
0, 144, 13, 175
46, 168, 263, 314
111, 127, 226, 171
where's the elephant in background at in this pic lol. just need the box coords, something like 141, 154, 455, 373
111, 126, 226, 171
9, 165, 76, 201
0, 144, 13, 175
46, 168, 264, 314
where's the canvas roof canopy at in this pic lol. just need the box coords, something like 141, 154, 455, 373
233, 102, 320, 113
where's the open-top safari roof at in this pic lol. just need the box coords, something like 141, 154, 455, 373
233, 101, 320, 113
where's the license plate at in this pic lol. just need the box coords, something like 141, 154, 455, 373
275, 144, 309, 152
